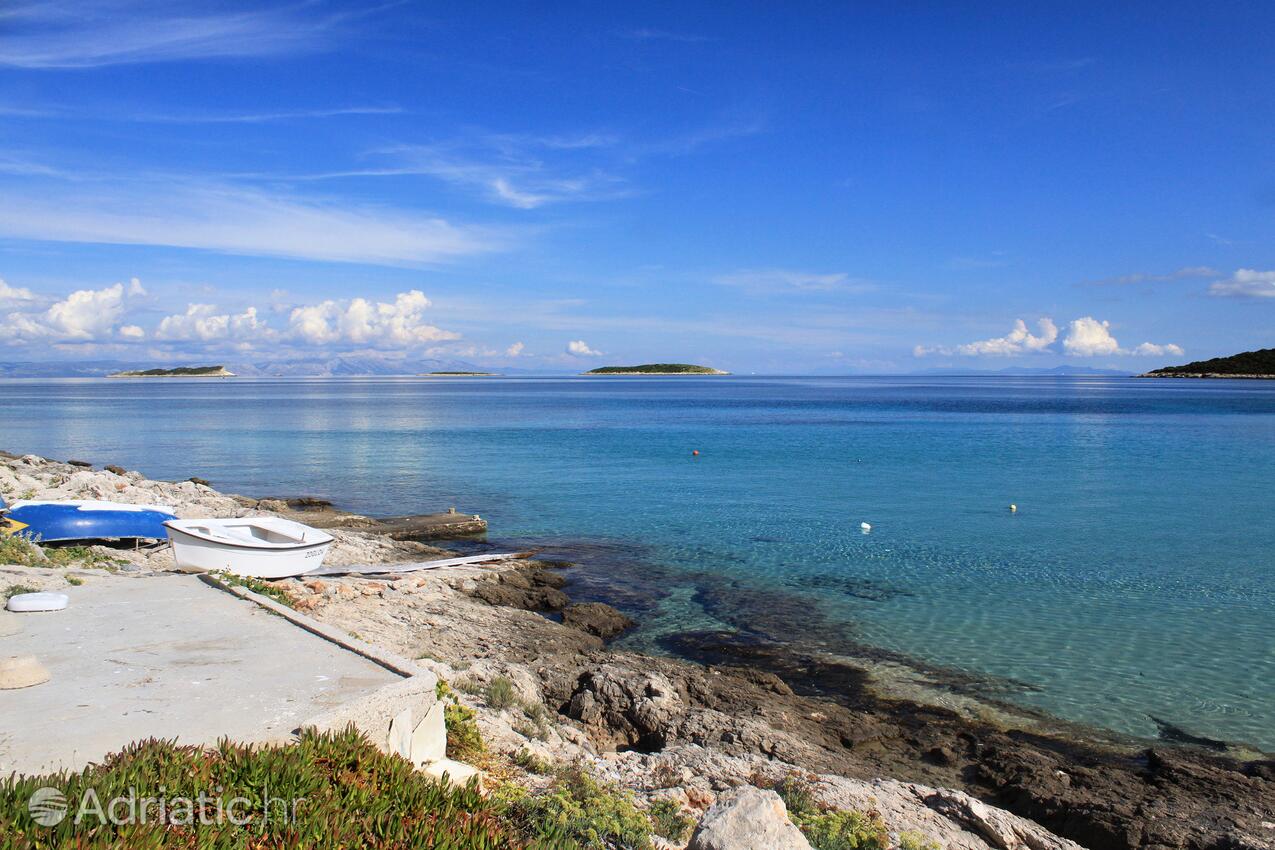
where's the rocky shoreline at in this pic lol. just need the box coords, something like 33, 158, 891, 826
1, 453, 1272, 850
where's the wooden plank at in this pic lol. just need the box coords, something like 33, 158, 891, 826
303, 551, 532, 577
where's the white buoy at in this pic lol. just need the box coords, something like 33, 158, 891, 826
1009, 504, 1018, 513
860, 522, 872, 532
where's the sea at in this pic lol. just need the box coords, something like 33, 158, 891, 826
1, 375, 1272, 751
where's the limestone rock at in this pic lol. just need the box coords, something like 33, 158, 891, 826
0, 655, 50, 689
411, 701, 447, 766
687, 787, 811, 850
567, 665, 683, 752
422, 757, 481, 789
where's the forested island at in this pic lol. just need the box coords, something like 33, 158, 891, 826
584, 363, 729, 375
1140, 347, 1275, 378
108, 365, 236, 378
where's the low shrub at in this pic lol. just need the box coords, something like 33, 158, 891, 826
485, 677, 517, 710
647, 797, 694, 843
3, 583, 38, 598
793, 809, 891, 850
215, 571, 296, 608
898, 830, 942, 850
0, 536, 44, 566
496, 763, 653, 849
446, 702, 486, 762
43, 546, 125, 569
0, 726, 521, 848
512, 748, 554, 775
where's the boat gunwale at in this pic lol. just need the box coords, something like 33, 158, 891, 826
163, 520, 334, 552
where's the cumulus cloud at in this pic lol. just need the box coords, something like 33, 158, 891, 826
0, 281, 143, 343
1063, 317, 1182, 357
505, 341, 525, 357
0, 278, 35, 303
917, 316, 1181, 358
914, 318, 1058, 357
566, 339, 601, 357
288, 290, 459, 348
1061, 317, 1120, 356
1131, 342, 1184, 356
156, 304, 272, 344
1209, 269, 1275, 299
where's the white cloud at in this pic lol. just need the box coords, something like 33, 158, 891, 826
915, 318, 1058, 357
566, 339, 602, 357
1209, 269, 1275, 299
505, 341, 525, 357
288, 290, 459, 348
0, 278, 35, 303
917, 316, 1180, 358
156, 304, 272, 343
714, 269, 874, 294
118, 324, 145, 340
1131, 342, 1184, 357
1062, 317, 1120, 356
1063, 317, 1182, 357
0, 179, 502, 266
0, 281, 141, 343
127, 277, 146, 296
0, 2, 340, 69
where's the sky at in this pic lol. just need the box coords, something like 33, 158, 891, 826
0, 1, 1272, 373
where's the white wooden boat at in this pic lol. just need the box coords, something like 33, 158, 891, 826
164, 517, 334, 578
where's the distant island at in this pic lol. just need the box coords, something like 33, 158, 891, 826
109, 365, 236, 378
584, 363, 729, 375
420, 371, 498, 376
1139, 347, 1275, 379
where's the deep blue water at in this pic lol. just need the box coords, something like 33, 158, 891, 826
2, 376, 1273, 750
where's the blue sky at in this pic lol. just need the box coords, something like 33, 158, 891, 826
0, 1, 1272, 372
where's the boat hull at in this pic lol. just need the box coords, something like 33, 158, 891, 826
164, 525, 333, 578
1, 501, 177, 542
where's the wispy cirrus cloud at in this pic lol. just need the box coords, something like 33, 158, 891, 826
0, 1, 356, 69
1085, 265, 1219, 286
133, 105, 405, 124
617, 28, 713, 44
0, 168, 508, 265
311, 135, 631, 209
714, 268, 875, 295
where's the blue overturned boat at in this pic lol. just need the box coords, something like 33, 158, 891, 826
0, 500, 178, 543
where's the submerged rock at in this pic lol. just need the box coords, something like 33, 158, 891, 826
561, 602, 635, 640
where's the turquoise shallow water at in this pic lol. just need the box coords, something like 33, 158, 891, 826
1, 376, 1272, 749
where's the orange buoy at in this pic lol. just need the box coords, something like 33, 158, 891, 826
692, 450, 700, 456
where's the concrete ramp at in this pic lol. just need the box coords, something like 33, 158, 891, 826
0, 573, 402, 775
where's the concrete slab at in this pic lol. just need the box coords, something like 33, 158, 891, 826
0, 573, 402, 775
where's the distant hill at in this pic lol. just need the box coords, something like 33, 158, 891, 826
110, 365, 234, 378
585, 363, 729, 375
1141, 347, 1275, 378
0, 355, 568, 378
